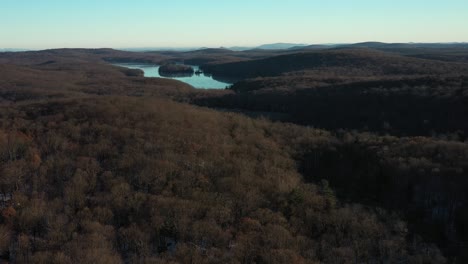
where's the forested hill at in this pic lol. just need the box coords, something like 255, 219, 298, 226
201, 49, 468, 79
194, 47, 468, 140
0, 48, 467, 263
3, 93, 456, 263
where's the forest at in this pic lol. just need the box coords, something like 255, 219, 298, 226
1, 45, 468, 263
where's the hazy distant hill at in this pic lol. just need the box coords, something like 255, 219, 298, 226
122, 47, 198, 52
337, 41, 468, 49
0, 48, 30, 52
256, 43, 308, 50
231, 42, 468, 52
187, 48, 234, 54
289, 44, 331, 50
118, 42, 468, 55
228, 46, 253, 51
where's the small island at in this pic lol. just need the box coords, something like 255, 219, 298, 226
158, 63, 194, 77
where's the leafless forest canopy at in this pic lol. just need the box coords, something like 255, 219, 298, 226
1, 43, 468, 263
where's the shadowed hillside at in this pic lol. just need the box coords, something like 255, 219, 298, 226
195, 75, 468, 138
200, 49, 468, 79
0, 94, 450, 263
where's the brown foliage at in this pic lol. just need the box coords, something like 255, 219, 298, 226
0, 48, 461, 263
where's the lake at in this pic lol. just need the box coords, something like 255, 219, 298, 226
113, 63, 232, 89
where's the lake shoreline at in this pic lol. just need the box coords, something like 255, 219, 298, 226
112, 62, 232, 89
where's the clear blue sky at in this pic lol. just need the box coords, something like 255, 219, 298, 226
1, 0, 467, 49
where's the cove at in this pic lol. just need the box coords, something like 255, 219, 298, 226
113, 63, 232, 89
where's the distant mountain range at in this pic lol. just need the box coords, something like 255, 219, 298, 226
235, 42, 468, 51
3, 42, 468, 53
122, 47, 197, 52
336, 41, 468, 49
255, 43, 308, 50
122, 43, 311, 52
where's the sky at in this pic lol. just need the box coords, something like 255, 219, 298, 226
1, 0, 468, 49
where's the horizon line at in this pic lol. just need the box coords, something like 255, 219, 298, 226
2, 41, 468, 52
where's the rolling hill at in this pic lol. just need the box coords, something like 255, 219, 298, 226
201, 48, 468, 79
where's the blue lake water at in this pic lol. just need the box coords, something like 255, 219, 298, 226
113, 63, 232, 89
